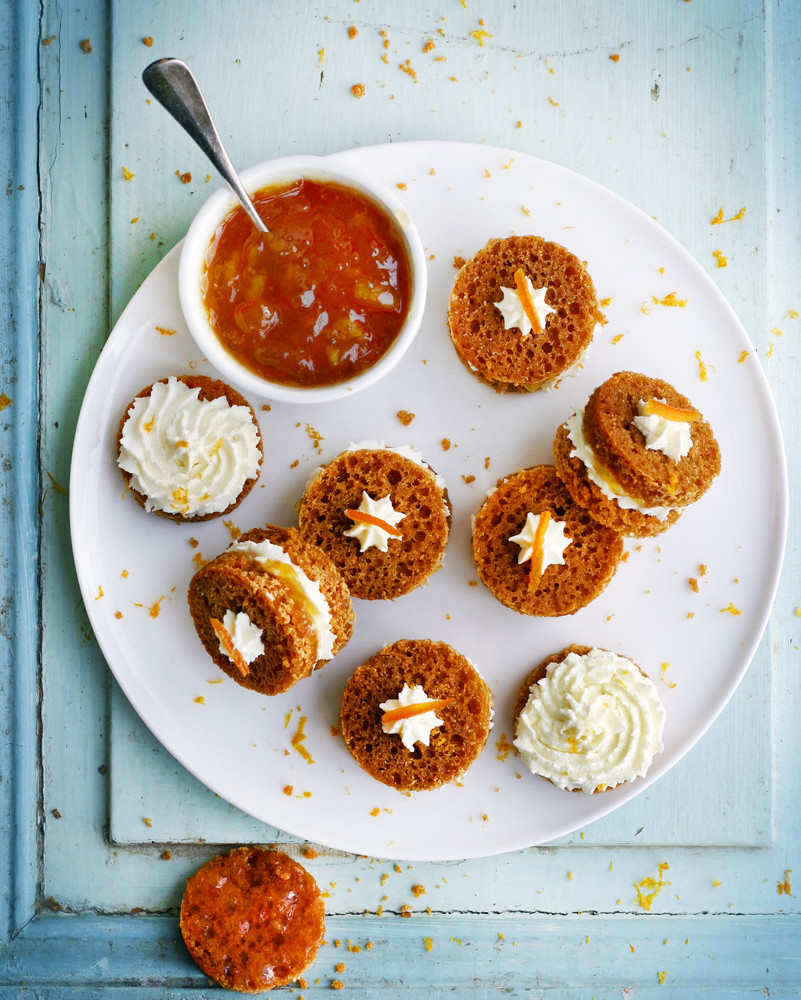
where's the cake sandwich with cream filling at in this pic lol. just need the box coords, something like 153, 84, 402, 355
117, 374, 262, 522
472, 465, 623, 616
297, 443, 451, 600
553, 370, 720, 537
339, 639, 493, 791
447, 235, 604, 392
187, 525, 353, 695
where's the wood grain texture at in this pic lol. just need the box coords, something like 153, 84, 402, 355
2, 0, 800, 995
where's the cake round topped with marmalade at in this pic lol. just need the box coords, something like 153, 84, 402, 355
340, 639, 493, 792
554, 370, 720, 537
180, 846, 325, 992
116, 373, 263, 522
472, 465, 623, 617
187, 524, 353, 696
297, 443, 451, 601
447, 235, 604, 392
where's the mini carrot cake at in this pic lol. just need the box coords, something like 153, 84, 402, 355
472, 465, 623, 616
447, 235, 604, 392
117, 373, 262, 522
187, 525, 353, 695
297, 443, 451, 600
340, 639, 493, 791
553, 371, 720, 537
513, 645, 666, 794
180, 846, 325, 992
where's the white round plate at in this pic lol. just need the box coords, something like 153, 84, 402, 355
70, 141, 787, 861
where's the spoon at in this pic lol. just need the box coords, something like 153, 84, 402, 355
142, 57, 268, 233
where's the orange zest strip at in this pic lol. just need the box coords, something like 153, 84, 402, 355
381, 698, 454, 726
513, 268, 542, 334
528, 510, 551, 592
643, 399, 700, 423
345, 509, 403, 536
209, 617, 250, 677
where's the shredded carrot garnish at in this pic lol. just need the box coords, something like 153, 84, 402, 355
513, 268, 542, 334
528, 510, 551, 592
209, 617, 250, 677
345, 509, 403, 537
643, 399, 700, 423
381, 698, 453, 726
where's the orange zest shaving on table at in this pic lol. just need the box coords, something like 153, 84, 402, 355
528, 510, 551, 591
209, 617, 250, 677
381, 698, 454, 726
513, 268, 542, 334
345, 509, 403, 536
643, 399, 700, 423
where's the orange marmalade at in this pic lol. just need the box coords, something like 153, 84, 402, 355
200, 179, 412, 388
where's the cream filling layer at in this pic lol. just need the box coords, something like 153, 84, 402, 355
566, 411, 674, 522
227, 538, 335, 661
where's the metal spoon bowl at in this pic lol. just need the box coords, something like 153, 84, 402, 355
142, 57, 268, 233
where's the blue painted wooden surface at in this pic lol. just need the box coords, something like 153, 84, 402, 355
2, 0, 801, 996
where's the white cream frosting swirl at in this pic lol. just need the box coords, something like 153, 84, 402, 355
514, 647, 666, 793
495, 275, 555, 336
226, 538, 335, 661
508, 512, 572, 573
344, 491, 406, 552
632, 398, 694, 461
380, 683, 444, 752
118, 376, 261, 517
566, 410, 673, 522
218, 610, 265, 666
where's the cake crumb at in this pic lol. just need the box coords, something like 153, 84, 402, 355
777, 869, 793, 896
412, 884, 426, 897
423, 38, 435, 53
440, 438, 451, 451
143, 817, 152, 828
495, 732, 513, 761
80, 38, 92, 53
423, 936, 433, 951
712, 250, 728, 268
453, 255, 466, 269
122, 166, 135, 181
657, 970, 668, 985
335, 962, 346, 973
351, 83, 365, 98
720, 602, 742, 616
688, 577, 699, 592
331, 980, 344, 990
609, 53, 620, 62
348, 25, 358, 39
396, 409, 415, 426
304, 848, 318, 860
283, 785, 294, 796
461, 474, 476, 484
142, 36, 154, 46
176, 170, 192, 184
400, 904, 413, 917
399, 59, 417, 81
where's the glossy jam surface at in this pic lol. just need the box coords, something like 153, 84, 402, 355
201, 179, 412, 388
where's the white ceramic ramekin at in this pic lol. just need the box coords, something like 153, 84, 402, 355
178, 154, 427, 403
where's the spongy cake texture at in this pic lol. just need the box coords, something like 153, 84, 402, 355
298, 447, 450, 600
187, 525, 353, 695
116, 373, 262, 522
472, 466, 623, 616
340, 639, 493, 791
180, 846, 325, 992
448, 235, 603, 391
582, 370, 721, 508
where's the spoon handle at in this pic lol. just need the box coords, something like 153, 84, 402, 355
142, 57, 268, 233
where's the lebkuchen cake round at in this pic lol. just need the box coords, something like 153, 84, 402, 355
553, 370, 721, 537
188, 525, 353, 695
180, 846, 325, 992
116, 373, 262, 522
472, 465, 623, 617
447, 235, 604, 392
297, 443, 450, 600
513, 645, 666, 794
340, 639, 493, 792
